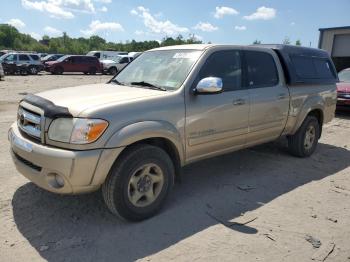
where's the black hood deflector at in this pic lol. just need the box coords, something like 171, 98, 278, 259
21, 94, 73, 118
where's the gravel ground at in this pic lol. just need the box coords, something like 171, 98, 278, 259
0, 73, 350, 262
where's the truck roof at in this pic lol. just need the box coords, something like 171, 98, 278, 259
151, 44, 337, 85
253, 44, 330, 58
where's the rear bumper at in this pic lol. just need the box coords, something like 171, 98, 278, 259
9, 123, 124, 194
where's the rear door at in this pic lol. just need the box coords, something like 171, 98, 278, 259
243, 49, 289, 146
18, 54, 31, 65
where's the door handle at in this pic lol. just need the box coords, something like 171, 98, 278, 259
277, 94, 287, 100
233, 98, 245, 105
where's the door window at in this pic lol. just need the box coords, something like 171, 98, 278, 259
196, 50, 242, 91
19, 54, 30, 61
244, 51, 279, 88
29, 55, 39, 60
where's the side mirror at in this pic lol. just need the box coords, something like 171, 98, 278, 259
194, 77, 223, 94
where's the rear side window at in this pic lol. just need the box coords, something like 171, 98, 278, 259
245, 51, 279, 88
291, 55, 336, 80
93, 52, 100, 59
19, 54, 30, 61
29, 55, 39, 60
196, 50, 242, 92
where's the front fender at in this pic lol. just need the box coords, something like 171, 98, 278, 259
291, 95, 324, 134
105, 121, 185, 165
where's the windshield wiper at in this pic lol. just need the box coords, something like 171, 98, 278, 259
109, 79, 125, 85
130, 81, 167, 91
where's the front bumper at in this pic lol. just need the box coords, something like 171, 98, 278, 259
337, 97, 350, 106
9, 123, 124, 194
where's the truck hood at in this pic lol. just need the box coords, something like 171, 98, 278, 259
36, 83, 166, 116
337, 82, 350, 93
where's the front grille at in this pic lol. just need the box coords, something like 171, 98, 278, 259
13, 151, 42, 172
17, 106, 42, 141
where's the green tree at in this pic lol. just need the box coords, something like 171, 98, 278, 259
253, 39, 261, 44
295, 39, 302, 46
0, 24, 204, 54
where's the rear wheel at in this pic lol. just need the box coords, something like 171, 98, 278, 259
102, 144, 175, 221
28, 66, 38, 75
288, 115, 320, 157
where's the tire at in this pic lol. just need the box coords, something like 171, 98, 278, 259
28, 66, 38, 75
102, 144, 175, 221
88, 67, 97, 75
54, 67, 63, 75
108, 67, 117, 75
288, 115, 320, 157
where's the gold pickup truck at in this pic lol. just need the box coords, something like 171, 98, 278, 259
8, 44, 338, 221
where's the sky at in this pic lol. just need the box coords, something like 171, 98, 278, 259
1, 0, 350, 47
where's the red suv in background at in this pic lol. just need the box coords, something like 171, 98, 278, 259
336, 68, 350, 109
45, 55, 102, 74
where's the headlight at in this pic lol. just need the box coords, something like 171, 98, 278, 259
48, 118, 108, 144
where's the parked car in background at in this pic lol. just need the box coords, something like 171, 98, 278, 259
87, 50, 128, 61
45, 55, 102, 74
0, 52, 43, 74
8, 44, 337, 221
101, 55, 134, 75
41, 54, 65, 64
0, 63, 4, 80
336, 68, 350, 108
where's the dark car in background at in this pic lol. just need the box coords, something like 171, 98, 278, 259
336, 68, 350, 109
45, 55, 102, 74
41, 54, 64, 64
0, 52, 43, 75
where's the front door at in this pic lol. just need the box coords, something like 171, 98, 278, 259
185, 49, 250, 162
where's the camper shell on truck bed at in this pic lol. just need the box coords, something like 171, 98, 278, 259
254, 44, 338, 85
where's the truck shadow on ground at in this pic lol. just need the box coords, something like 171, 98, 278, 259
12, 141, 350, 262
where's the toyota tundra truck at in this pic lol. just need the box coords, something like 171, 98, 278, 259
8, 44, 338, 221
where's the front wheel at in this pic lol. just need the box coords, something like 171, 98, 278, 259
288, 115, 320, 157
54, 67, 63, 75
102, 144, 175, 221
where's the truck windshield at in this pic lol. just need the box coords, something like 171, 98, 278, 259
111, 50, 202, 91
338, 70, 350, 82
